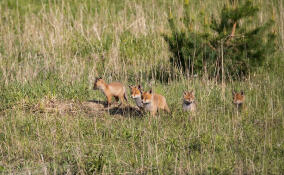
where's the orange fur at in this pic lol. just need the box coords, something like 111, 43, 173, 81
233, 91, 245, 110
183, 90, 197, 112
129, 85, 142, 99
129, 85, 144, 109
93, 78, 127, 106
141, 90, 170, 116
183, 91, 195, 103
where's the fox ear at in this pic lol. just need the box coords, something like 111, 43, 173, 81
183, 91, 187, 95
232, 90, 236, 95
149, 89, 153, 94
129, 85, 132, 89
190, 90, 195, 95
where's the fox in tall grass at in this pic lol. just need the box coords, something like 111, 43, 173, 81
93, 77, 128, 107
182, 90, 197, 112
129, 85, 144, 110
141, 89, 170, 116
232, 91, 245, 111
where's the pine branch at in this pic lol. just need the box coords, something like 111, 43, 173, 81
231, 22, 237, 37
226, 22, 237, 44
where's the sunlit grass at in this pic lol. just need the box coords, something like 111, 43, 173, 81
0, 0, 283, 174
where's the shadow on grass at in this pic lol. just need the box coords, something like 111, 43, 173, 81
87, 99, 108, 107
108, 106, 143, 117
87, 99, 143, 118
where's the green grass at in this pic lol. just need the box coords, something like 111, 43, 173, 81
0, 0, 283, 174
1, 76, 283, 174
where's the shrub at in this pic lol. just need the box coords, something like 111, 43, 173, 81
163, 0, 277, 80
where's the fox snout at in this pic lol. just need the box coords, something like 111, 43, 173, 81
233, 100, 243, 105
183, 99, 193, 105
131, 94, 141, 99
232, 91, 244, 105
142, 97, 151, 104
142, 99, 150, 104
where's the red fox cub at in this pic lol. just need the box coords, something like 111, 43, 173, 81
232, 91, 245, 111
93, 77, 128, 106
183, 90, 197, 112
129, 85, 143, 110
141, 89, 170, 116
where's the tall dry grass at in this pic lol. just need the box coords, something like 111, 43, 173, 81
0, 0, 283, 174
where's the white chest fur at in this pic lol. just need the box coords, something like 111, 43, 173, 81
183, 102, 196, 112
144, 103, 154, 111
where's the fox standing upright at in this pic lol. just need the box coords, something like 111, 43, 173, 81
182, 90, 197, 112
141, 89, 170, 116
93, 77, 128, 106
232, 91, 245, 111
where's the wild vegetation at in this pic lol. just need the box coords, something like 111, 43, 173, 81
163, 0, 277, 80
0, 0, 283, 174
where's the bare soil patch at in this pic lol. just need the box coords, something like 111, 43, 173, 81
22, 98, 142, 117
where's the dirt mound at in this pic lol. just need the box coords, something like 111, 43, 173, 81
27, 98, 142, 117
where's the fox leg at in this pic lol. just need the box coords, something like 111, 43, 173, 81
113, 96, 120, 105
114, 96, 119, 102
164, 104, 170, 113
107, 95, 112, 107
123, 93, 128, 102
151, 108, 157, 116
118, 95, 126, 107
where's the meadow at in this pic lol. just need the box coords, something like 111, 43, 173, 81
0, 0, 283, 174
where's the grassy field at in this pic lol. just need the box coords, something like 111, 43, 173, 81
0, 0, 283, 174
